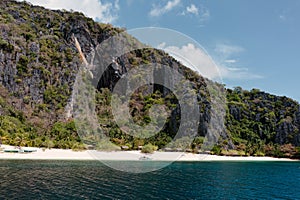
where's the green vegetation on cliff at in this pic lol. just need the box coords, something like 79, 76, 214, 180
0, 0, 300, 158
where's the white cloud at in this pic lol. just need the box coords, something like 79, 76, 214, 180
186, 4, 198, 15
278, 9, 289, 22
19, 0, 119, 23
279, 15, 286, 20
181, 4, 210, 22
199, 7, 210, 21
114, 0, 120, 11
227, 67, 247, 71
157, 43, 262, 80
224, 68, 263, 79
215, 44, 244, 58
150, 0, 181, 17
225, 59, 237, 63
215, 43, 262, 79
157, 42, 222, 80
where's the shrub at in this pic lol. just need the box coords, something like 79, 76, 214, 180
211, 145, 222, 155
0, 39, 14, 53
141, 143, 158, 154
17, 55, 29, 73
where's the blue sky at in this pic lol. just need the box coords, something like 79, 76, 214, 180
22, 0, 300, 101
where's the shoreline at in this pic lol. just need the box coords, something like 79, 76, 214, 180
0, 145, 297, 162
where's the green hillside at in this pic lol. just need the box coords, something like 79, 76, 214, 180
0, 0, 299, 158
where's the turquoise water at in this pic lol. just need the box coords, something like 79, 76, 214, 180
0, 160, 299, 199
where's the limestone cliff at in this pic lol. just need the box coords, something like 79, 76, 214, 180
0, 0, 299, 158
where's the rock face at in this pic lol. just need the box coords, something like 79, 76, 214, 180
0, 1, 300, 155
226, 88, 300, 149
0, 0, 122, 119
0, 0, 210, 145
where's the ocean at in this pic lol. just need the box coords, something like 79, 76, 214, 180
0, 160, 299, 199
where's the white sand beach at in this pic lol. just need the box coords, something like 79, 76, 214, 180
0, 145, 296, 161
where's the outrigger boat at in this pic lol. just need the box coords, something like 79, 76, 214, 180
3, 148, 37, 153
139, 156, 152, 161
